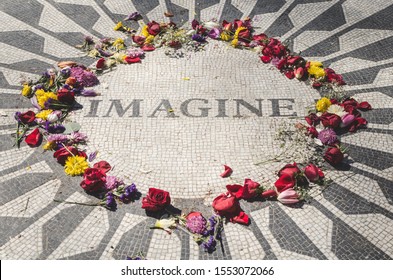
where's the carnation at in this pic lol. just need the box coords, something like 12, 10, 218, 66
327, 104, 346, 117
186, 215, 207, 234
318, 128, 338, 145
70, 66, 99, 87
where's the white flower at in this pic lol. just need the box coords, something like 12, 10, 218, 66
327, 104, 346, 117
154, 218, 177, 233
203, 21, 220, 30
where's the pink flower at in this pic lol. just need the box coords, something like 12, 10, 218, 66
277, 188, 299, 204
340, 114, 355, 128
294, 67, 304, 79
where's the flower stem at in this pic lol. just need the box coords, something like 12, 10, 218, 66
53, 199, 99, 207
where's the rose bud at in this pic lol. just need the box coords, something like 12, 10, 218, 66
294, 67, 304, 79
324, 147, 344, 166
285, 70, 295, 79
304, 164, 324, 182
307, 126, 319, 138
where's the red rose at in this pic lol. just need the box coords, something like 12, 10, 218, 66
242, 178, 260, 200
80, 168, 106, 193
357, 101, 372, 111
252, 33, 268, 42
341, 98, 358, 114
278, 163, 300, 178
19, 111, 36, 124
25, 128, 42, 147
285, 70, 295, 79
141, 188, 171, 211
93, 161, 112, 173
53, 146, 87, 165
276, 58, 287, 70
96, 58, 106, 69
274, 173, 296, 193
324, 147, 344, 166
222, 20, 232, 31
260, 55, 272, 63
233, 19, 243, 30
307, 126, 319, 138
237, 28, 251, 41
147, 21, 160, 36
57, 89, 75, 105
212, 193, 249, 225
320, 113, 341, 128
226, 184, 243, 199
304, 164, 324, 182
262, 47, 272, 57
305, 113, 320, 126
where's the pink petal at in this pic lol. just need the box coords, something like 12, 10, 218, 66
220, 165, 233, 178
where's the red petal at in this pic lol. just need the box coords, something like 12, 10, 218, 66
261, 189, 277, 198
93, 161, 112, 173
220, 165, 233, 177
25, 128, 42, 147
260, 55, 272, 63
141, 45, 156, 51
124, 56, 141, 64
226, 184, 243, 199
231, 211, 249, 225
274, 174, 296, 193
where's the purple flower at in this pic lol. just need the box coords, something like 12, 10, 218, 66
105, 193, 116, 209
208, 28, 220, 39
84, 35, 94, 45
97, 49, 112, 57
192, 34, 206, 43
341, 114, 356, 128
70, 66, 99, 87
45, 122, 65, 134
105, 176, 124, 191
119, 183, 138, 202
88, 151, 98, 162
14, 111, 21, 122
60, 67, 71, 77
47, 134, 69, 143
202, 236, 216, 252
318, 128, 338, 145
127, 48, 144, 58
271, 57, 280, 67
69, 132, 88, 143
186, 215, 207, 234
124, 12, 142, 21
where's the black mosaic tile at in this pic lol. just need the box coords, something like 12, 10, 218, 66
304, 2, 346, 31
300, 35, 340, 57
264, 12, 294, 38
269, 204, 327, 259
131, 0, 160, 23
0, 0, 43, 26
0, 30, 45, 57
341, 66, 382, 86
0, 71, 16, 89
39, 205, 94, 259
219, 0, 243, 23
165, 0, 189, 26
249, 0, 286, 16
0, 93, 33, 109
361, 108, 393, 125
1, 59, 54, 76
112, 218, 153, 260
322, 182, 393, 218
332, 219, 391, 259
51, 2, 100, 31
353, 4, 393, 31
346, 86, 393, 99
344, 143, 393, 170
195, 0, 220, 22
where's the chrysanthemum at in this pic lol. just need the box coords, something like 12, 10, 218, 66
327, 104, 346, 117
186, 215, 207, 234
220, 31, 232, 41
35, 109, 53, 120
21, 84, 32, 97
42, 141, 56, 151
318, 128, 338, 145
64, 155, 89, 176
141, 25, 149, 37
113, 38, 125, 50
47, 134, 69, 143
35, 89, 58, 109
316, 97, 332, 112
307, 61, 326, 78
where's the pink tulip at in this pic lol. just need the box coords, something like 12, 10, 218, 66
277, 188, 299, 204
340, 114, 355, 128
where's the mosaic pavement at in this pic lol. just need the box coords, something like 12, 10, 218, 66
0, 0, 393, 260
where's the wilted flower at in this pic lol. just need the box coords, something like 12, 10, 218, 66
202, 235, 216, 252
277, 188, 299, 204
124, 12, 141, 21
154, 218, 177, 233
186, 212, 207, 234
105, 175, 124, 190
203, 21, 220, 30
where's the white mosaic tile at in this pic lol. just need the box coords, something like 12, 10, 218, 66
225, 222, 266, 260
0, 179, 61, 218
341, 131, 393, 155
0, 161, 53, 183
146, 229, 181, 260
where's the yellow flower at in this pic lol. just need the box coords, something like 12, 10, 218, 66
43, 141, 56, 151
35, 109, 53, 120
141, 25, 149, 37
35, 89, 58, 109
88, 49, 100, 58
64, 155, 89, 176
234, 26, 247, 39
114, 21, 123, 31
113, 52, 127, 63
307, 61, 326, 78
113, 38, 125, 50
316, 97, 332, 112
21, 84, 32, 97
220, 31, 232, 41
145, 35, 155, 45
230, 38, 238, 48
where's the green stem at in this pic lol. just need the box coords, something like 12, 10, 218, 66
53, 199, 99, 207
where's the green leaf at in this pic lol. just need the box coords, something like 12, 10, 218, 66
62, 122, 81, 134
